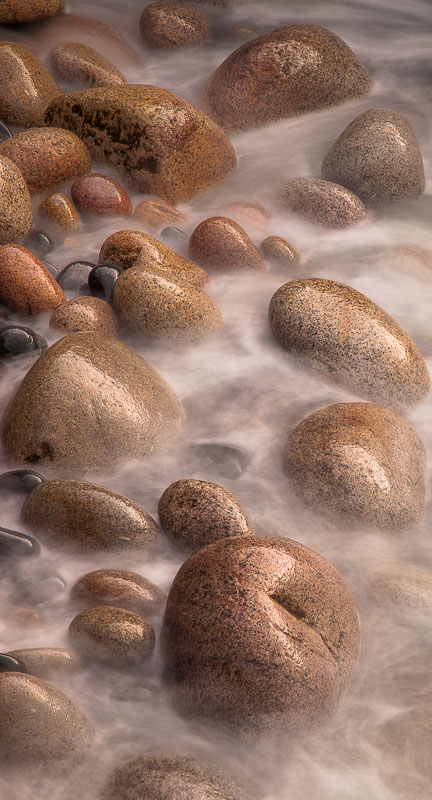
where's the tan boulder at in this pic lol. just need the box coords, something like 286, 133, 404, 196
0, 244, 65, 313
0, 156, 33, 244
50, 41, 126, 88
0, 0, 63, 23
0, 42, 61, 127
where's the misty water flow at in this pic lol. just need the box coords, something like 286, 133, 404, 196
1, 0, 432, 798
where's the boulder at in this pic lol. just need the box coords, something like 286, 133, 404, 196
68, 606, 155, 666
277, 178, 367, 228
0, 244, 65, 313
0, 157, 33, 244
6, 648, 81, 680
370, 564, 432, 607
0, 42, 61, 127
140, 3, 211, 48
50, 42, 126, 88
49, 296, 119, 336
260, 235, 300, 266
70, 569, 166, 616
188, 216, 266, 270
71, 173, 131, 216
39, 192, 80, 230
0, 0, 62, 23
133, 198, 186, 233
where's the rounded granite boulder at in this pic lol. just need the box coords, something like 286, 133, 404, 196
0, 244, 65, 313
0, 42, 61, 127
113, 266, 223, 344
0, 128, 91, 194
0, 156, 33, 244
39, 192, 80, 230
134, 199, 186, 234
163, 536, 360, 734
260, 235, 300, 267
188, 216, 266, 271
21, 479, 161, 554
370, 564, 432, 607
50, 42, 126, 88
277, 178, 367, 228
158, 478, 254, 552
0, 1, 63, 23
204, 25, 371, 131
0, 672, 93, 767
1, 332, 184, 475
68, 605, 155, 667
49, 296, 119, 335
6, 648, 82, 680
321, 109, 425, 205
70, 569, 166, 616
140, 3, 211, 49
44, 85, 236, 202
285, 402, 426, 529
268, 278, 430, 407
71, 173, 131, 216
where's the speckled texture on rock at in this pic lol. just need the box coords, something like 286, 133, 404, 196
21, 479, 162, 553
268, 278, 430, 407
370, 564, 432, 607
7, 648, 82, 680
0, 1, 63, 23
99, 229, 209, 288
68, 605, 155, 666
70, 569, 166, 615
0, 42, 61, 127
134, 198, 186, 233
49, 296, 119, 335
101, 754, 252, 800
0, 672, 93, 766
113, 266, 223, 343
39, 192, 80, 230
163, 536, 360, 734
278, 178, 367, 228
50, 42, 126, 88
0, 156, 33, 244
0, 244, 65, 313
0, 128, 91, 194
71, 173, 131, 216
285, 402, 426, 529
158, 478, 254, 552
140, 3, 211, 49
1, 331, 184, 475
44, 85, 236, 202
32, 13, 138, 65
188, 216, 266, 271
205, 25, 371, 131
260, 235, 300, 267
322, 109, 425, 205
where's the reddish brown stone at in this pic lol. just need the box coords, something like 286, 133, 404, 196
71, 173, 131, 216
278, 178, 367, 228
0, 42, 61, 127
134, 198, 186, 233
0, 0, 63, 23
260, 235, 300, 267
39, 192, 80, 230
0, 155, 33, 244
50, 296, 119, 336
0, 244, 65, 313
70, 569, 166, 615
140, 3, 211, 48
50, 42, 126, 88
68, 605, 155, 666
188, 216, 266, 271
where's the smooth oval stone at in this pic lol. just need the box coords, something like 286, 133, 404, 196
0, 469, 46, 494
158, 478, 254, 552
70, 568, 166, 616
44, 85, 236, 203
0, 42, 61, 127
322, 109, 425, 205
160, 226, 187, 249
187, 442, 249, 478
260, 235, 300, 267
24, 230, 53, 256
102, 754, 252, 800
0, 526, 41, 558
0, 326, 47, 359
0, 120, 12, 143
0, 155, 33, 244
205, 25, 371, 131
22, 479, 162, 554
140, 2, 211, 48
1, 331, 184, 475
0, 244, 65, 314
370, 564, 432, 607
0, 1, 63, 23
113, 266, 223, 344
11, 561, 66, 603
268, 278, 430, 407
88, 264, 123, 301
68, 605, 155, 666
134, 198, 186, 233
163, 536, 360, 734
189, 216, 266, 271
71, 172, 131, 216
41, 257, 59, 277
0, 653, 28, 674
221, 200, 270, 232
7, 648, 81, 680
57, 260, 95, 291
50, 296, 119, 336
99, 230, 209, 288
0, 128, 91, 193
50, 42, 126, 88
0, 672, 94, 767
285, 402, 426, 529
277, 177, 367, 228
39, 192, 80, 231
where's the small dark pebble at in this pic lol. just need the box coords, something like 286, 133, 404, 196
12, 561, 66, 604
0, 526, 41, 559
0, 326, 47, 360
0, 120, 12, 144
57, 260, 96, 291
89, 264, 123, 302
41, 258, 59, 278
0, 469, 46, 495
187, 442, 250, 479
0, 653, 28, 674
24, 230, 54, 256
160, 226, 187, 249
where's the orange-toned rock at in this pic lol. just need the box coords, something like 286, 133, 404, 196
71, 173, 131, 216
0, 155, 33, 244
220, 201, 269, 231
0, 42, 61, 127
134, 198, 186, 233
70, 569, 166, 616
50, 42, 126, 88
140, 2, 211, 48
50, 296, 119, 336
0, 244, 65, 313
188, 216, 266, 271
0, 1, 63, 23
39, 192, 80, 230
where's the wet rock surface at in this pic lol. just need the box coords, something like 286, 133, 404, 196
7, 648, 81, 679
188, 216, 266, 271
260, 235, 300, 266
0, 326, 47, 359
88, 264, 123, 301
39, 192, 80, 230
140, 3, 211, 49
0, 468, 46, 495
277, 178, 367, 228
56, 260, 95, 291
68, 605, 155, 666
50, 41, 126, 88
70, 569, 166, 616
0, 156, 33, 244
0, 244, 65, 313
71, 172, 132, 216
133, 199, 186, 233
49, 296, 119, 335
0, 42, 61, 127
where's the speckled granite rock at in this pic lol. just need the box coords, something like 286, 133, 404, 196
71, 173, 131, 216
0, 0, 62, 23
39, 192, 80, 230
278, 178, 367, 228
113, 266, 222, 343
44, 85, 236, 202
285, 402, 426, 529
1, 332, 184, 475
70, 569, 166, 615
7, 648, 82, 680
50, 42, 126, 88
221, 201, 270, 232
205, 25, 371, 131
69, 605, 155, 666
158, 478, 254, 552
140, 3, 211, 48
189, 216, 266, 271
0, 672, 93, 766
0, 128, 91, 194
134, 199, 186, 233
101, 754, 252, 800
376, 709, 432, 798
370, 564, 432, 607
268, 278, 430, 407
260, 235, 300, 266
0, 157, 33, 244
322, 109, 425, 205
22, 479, 161, 553
0, 42, 61, 127
378, 243, 432, 281
99, 229, 209, 288
163, 536, 359, 734
49, 296, 119, 335
0, 244, 65, 313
